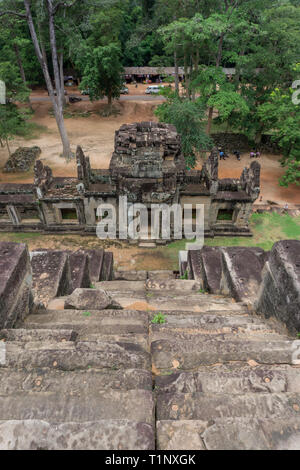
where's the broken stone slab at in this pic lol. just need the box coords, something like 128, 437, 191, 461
155, 366, 300, 395
0, 242, 32, 329
69, 251, 91, 291
156, 391, 300, 422
256, 240, 300, 333
31, 251, 72, 308
64, 288, 122, 310
0, 419, 155, 450
220, 247, 267, 303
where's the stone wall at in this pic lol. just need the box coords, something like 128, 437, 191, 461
212, 133, 281, 154
0, 243, 32, 329
256, 240, 300, 333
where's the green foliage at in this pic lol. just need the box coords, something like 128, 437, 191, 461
257, 82, 300, 186
77, 42, 124, 107
155, 90, 213, 167
0, 103, 30, 154
151, 312, 166, 324
180, 271, 188, 280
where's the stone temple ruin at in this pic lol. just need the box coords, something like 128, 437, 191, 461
1, 121, 300, 450
0, 122, 261, 243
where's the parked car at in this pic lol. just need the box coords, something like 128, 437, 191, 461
145, 85, 164, 94
120, 86, 129, 94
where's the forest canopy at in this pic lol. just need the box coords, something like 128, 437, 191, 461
0, 0, 299, 183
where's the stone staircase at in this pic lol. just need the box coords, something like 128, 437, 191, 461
0, 265, 300, 450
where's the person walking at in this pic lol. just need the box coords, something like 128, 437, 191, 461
250, 150, 256, 158
234, 150, 241, 161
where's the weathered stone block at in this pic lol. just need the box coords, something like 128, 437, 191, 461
256, 240, 300, 333
31, 251, 72, 307
0, 242, 32, 328
220, 247, 267, 303
64, 288, 122, 310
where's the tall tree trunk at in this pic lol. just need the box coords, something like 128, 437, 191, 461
207, 32, 225, 134
107, 91, 112, 112
174, 50, 179, 95
13, 43, 26, 85
23, 0, 72, 159
59, 51, 66, 107
5, 138, 11, 156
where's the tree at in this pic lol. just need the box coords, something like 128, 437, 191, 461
155, 88, 213, 168
258, 84, 300, 187
0, 103, 29, 155
77, 43, 124, 110
0, 0, 77, 158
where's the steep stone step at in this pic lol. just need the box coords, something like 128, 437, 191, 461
156, 391, 300, 421
30, 251, 71, 307
150, 313, 283, 336
0, 329, 77, 343
202, 417, 300, 450
69, 251, 91, 291
0, 389, 154, 424
78, 333, 149, 350
0, 419, 154, 450
114, 271, 148, 281
2, 340, 151, 371
151, 338, 296, 371
145, 279, 201, 291
0, 368, 152, 394
96, 281, 146, 292
104, 290, 247, 312
155, 366, 300, 395
148, 271, 176, 280
151, 329, 289, 344
157, 417, 300, 450
24, 309, 149, 335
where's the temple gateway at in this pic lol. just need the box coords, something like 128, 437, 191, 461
0, 122, 260, 245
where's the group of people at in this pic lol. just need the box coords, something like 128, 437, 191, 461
218, 148, 261, 161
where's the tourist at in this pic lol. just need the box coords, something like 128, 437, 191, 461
234, 150, 241, 161
256, 150, 261, 158
250, 150, 256, 158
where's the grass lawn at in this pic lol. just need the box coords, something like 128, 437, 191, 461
0, 213, 299, 271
